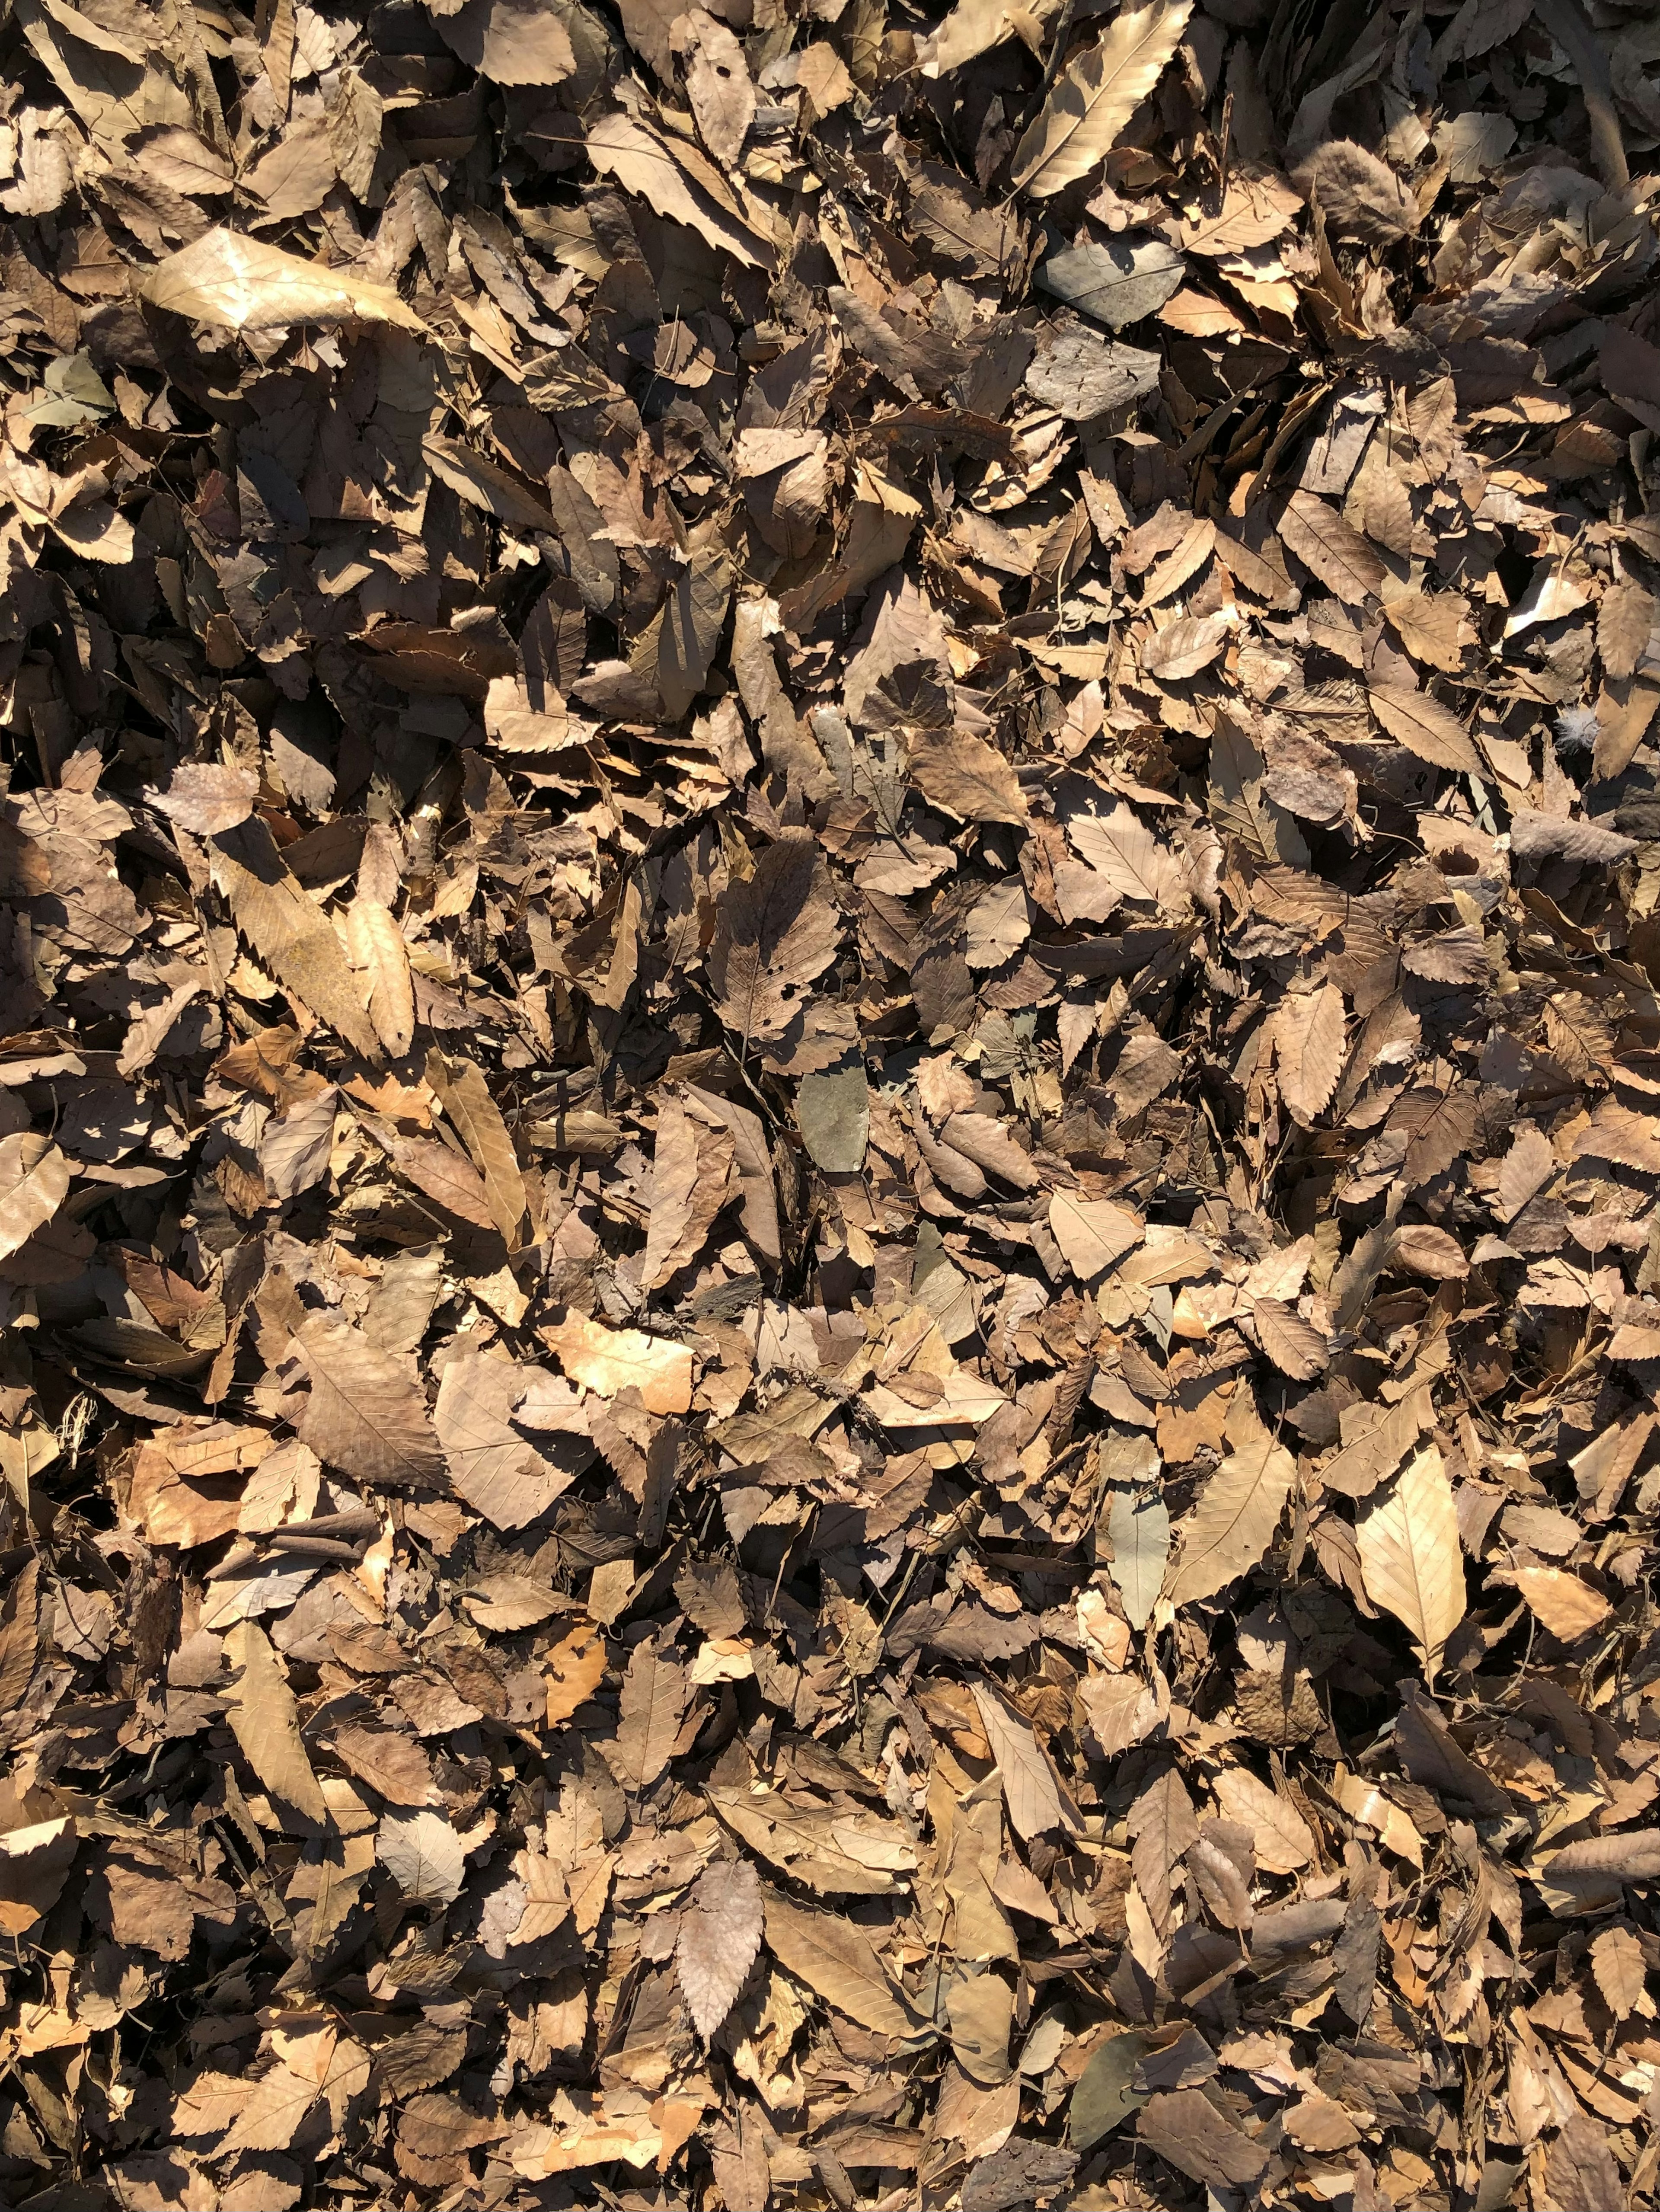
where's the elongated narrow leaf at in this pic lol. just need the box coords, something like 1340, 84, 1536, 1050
1107, 1483, 1168, 1631
1275, 983, 1345, 1125
209, 820, 381, 1060
1356, 1445, 1465, 1682
1127, 1765, 1197, 1932
345, 896, 414, 1057
141, 227, 424, 330
602, 1638, 689, 1792
223, 1621, 328, 1827
676, 1858, 764, 2040
970, 1678, 1074, 1839
1280, 491, 1385, 604
762, 1890, 919, 2037
426, 1051, 527, 1247
1011, 2, 1193, 199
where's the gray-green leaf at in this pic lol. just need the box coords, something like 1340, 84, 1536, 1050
1070, 2029, 1153, 2148
1038, 237, 1185, 329
796, 1057, 870, 1173
1108, 1482, 1169, 1630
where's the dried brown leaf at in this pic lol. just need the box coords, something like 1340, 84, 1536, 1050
296, 1313, 446, 1490
141, 226, 423, 330
676, 1857, 763, 2039
223, 1620, 328, 1827
1356, 1445, 1465, 1682
1165, 1396, 1294, 1606
1011, 1, 1194, 199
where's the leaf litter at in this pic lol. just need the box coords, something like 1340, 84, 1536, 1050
0, 0, 1658, 2208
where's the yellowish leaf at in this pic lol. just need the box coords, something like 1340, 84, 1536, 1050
1512, 1567, 1612, 1643
1356, 1445, 1465, 1682
140, 226, 423, 331
543, 1312, 694, 1415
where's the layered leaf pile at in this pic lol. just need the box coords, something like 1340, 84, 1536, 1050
0, 1, 1658, 2208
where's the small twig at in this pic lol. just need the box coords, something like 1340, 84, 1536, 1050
211, 1816, 297, 1956
1029, 0, 1081, 118
1212, 89, 1234, 218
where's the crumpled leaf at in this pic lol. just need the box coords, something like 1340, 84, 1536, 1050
10, 12, 1660, 2202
